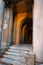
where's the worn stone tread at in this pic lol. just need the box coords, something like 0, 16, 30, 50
0, 45, 35, 65
3, 54, 26, 63
0, 58, 25, 65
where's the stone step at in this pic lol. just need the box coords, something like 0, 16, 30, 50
5, 51, 28, 57
0, 58, 25, 65
7, 49, 30, 53
3, 54, 26, 63
0, 45, 35, 65
9, 46, 30, 51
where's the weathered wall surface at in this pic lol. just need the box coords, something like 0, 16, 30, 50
0, 0, 5, 49
33, 0, 43, 62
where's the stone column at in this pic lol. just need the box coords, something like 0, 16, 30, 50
0, 0, 5, 54
33, 0, 43, 62
0, 0, 5, 43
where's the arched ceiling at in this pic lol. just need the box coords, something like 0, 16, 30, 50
3, 0, 34, 18
3, 0, 33, 8
3, 0, 34, 4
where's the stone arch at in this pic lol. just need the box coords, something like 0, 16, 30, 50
20, 24, 27, 43
19, 17, 32, 44
13, 13, 27, 44
13, 13, 32, 45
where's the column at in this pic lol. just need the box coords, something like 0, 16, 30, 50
33, 0, 43, 62
0, 0, 5, 54
0, 0, 5, 43
0, 0, 5, 44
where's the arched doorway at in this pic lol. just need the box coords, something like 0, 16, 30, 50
20, 18, 32, 44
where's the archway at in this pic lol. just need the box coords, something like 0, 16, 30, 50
20, 18, 32, 44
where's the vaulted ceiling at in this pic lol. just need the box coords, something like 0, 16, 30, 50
3, 0, 33, 4
3, 0, 34, 18
3, 0, 33, 8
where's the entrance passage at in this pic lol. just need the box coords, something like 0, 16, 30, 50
20, 18, 32, 44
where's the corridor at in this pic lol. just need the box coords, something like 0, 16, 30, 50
0, 0, 43, 65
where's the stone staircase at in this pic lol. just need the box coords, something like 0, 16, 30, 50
0, 45, 35, 65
